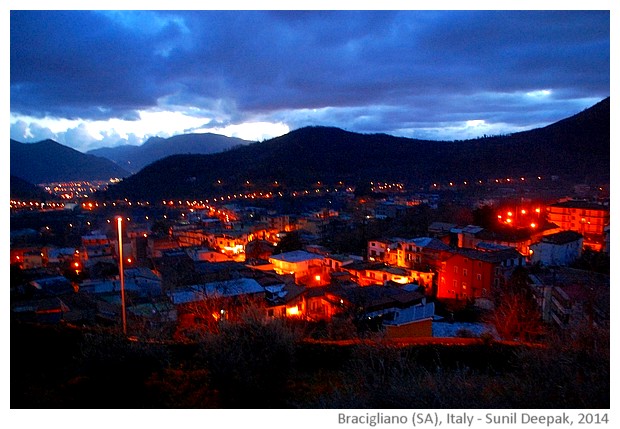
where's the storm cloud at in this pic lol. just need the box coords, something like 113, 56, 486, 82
10, 10, 610, 151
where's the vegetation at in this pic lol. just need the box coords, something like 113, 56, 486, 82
11, 309, 609, 408
105, 97, 609, 201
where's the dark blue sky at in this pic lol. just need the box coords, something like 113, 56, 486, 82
9, 9, 610, 152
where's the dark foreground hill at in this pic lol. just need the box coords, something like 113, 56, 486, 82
88, 133, 253, 173
106, 97, 609, 200
11, 139, 130, 183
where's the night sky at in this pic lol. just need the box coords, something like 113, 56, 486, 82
9, 8, 610, 152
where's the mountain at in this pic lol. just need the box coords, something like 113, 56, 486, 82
10, 139, 131, 184
87, 133, 253, 173
10, 175, 50, 200
106, 97, 610, 201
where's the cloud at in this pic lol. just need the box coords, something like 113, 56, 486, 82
9, 10, 609, 151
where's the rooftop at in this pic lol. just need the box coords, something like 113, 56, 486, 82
549, 200, 609, 211
451, 247, 522, 263
541, 230, 583, 245
269, 250, 324, 263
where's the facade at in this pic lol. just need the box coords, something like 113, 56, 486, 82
269, 250, 324, 280
529, 267, 610, 330
367, 238, 398, 264
342, 261, 413, 286
437, 248, 523, 300
546, 200, 610, 251
395, 237, 451, 272
324, 254, 355, 272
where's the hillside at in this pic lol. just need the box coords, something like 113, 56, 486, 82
88, 133, 253, 173
106, 97, 609, 200
10, 175, 50, 200
10, 139, 130, 184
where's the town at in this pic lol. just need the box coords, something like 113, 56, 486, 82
10, 172, 610, 407
11, 175, 610, 332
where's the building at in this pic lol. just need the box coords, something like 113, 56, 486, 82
546, 200, 610, 251
428, 222, 457, 245
169, 277, 267, 331
395, 237, 451, 272
529, 267, 609, 330
264, 283, 306, 319
437, 248, 523, 301
324, 254, 355, 272
374, 201, 411, 219
341, 261, 413, 287
332, 285, 435, 338
530, 230, 584, 266
269, 250, 324, 282
367, 238, 398, 264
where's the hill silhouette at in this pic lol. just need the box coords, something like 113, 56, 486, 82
10, 175, 50, 200
11, 139, 130, 184
105, 97, 609, 200
88, 133, 253, 173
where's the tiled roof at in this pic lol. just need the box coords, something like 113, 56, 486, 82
450, 247, 522, 263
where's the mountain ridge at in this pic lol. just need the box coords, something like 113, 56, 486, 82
10, 139, 131, 184
105, 97, 609, 201
87, 132, 253, 173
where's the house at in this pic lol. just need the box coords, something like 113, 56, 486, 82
264, 283, 306, 319
79, 267, 162, 298
21, 250, 45, 269
148, 236, 181, 258
302, 284, 348, 321
261, 214, 296, 233
81, 233, 110, 247
43, 246, 78, 266
28, 276, 76, 296
12, 275, 102, 324
546, 200, 610, 251
324, 254, 355, 272
168, 278, 265, 305
451, 225, 485, 249
428, 222, 457, 245
367, 239, 399, 264
374, 201, 411, 219
437, 248, 523, 301
603, 225, 610, 254
332, 285, 435, 338
395, 237, 451, 272
474, 227, 540, 258
530, 230, 584, 266
528, 267, 609, 330
245, 239, 275, 261
172, 225, 214, 247
269, 250, 324, 282
214, 232, 250, 257
342, 261, 413, 286
168, 277, 266, 330
186, 246, 235, 263
82, 244, 116, 267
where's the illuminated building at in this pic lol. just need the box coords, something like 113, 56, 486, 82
341, 261, 414, 287
437, 248, 523, 301
269, 250, 324, 280
546, 200, 610, 251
